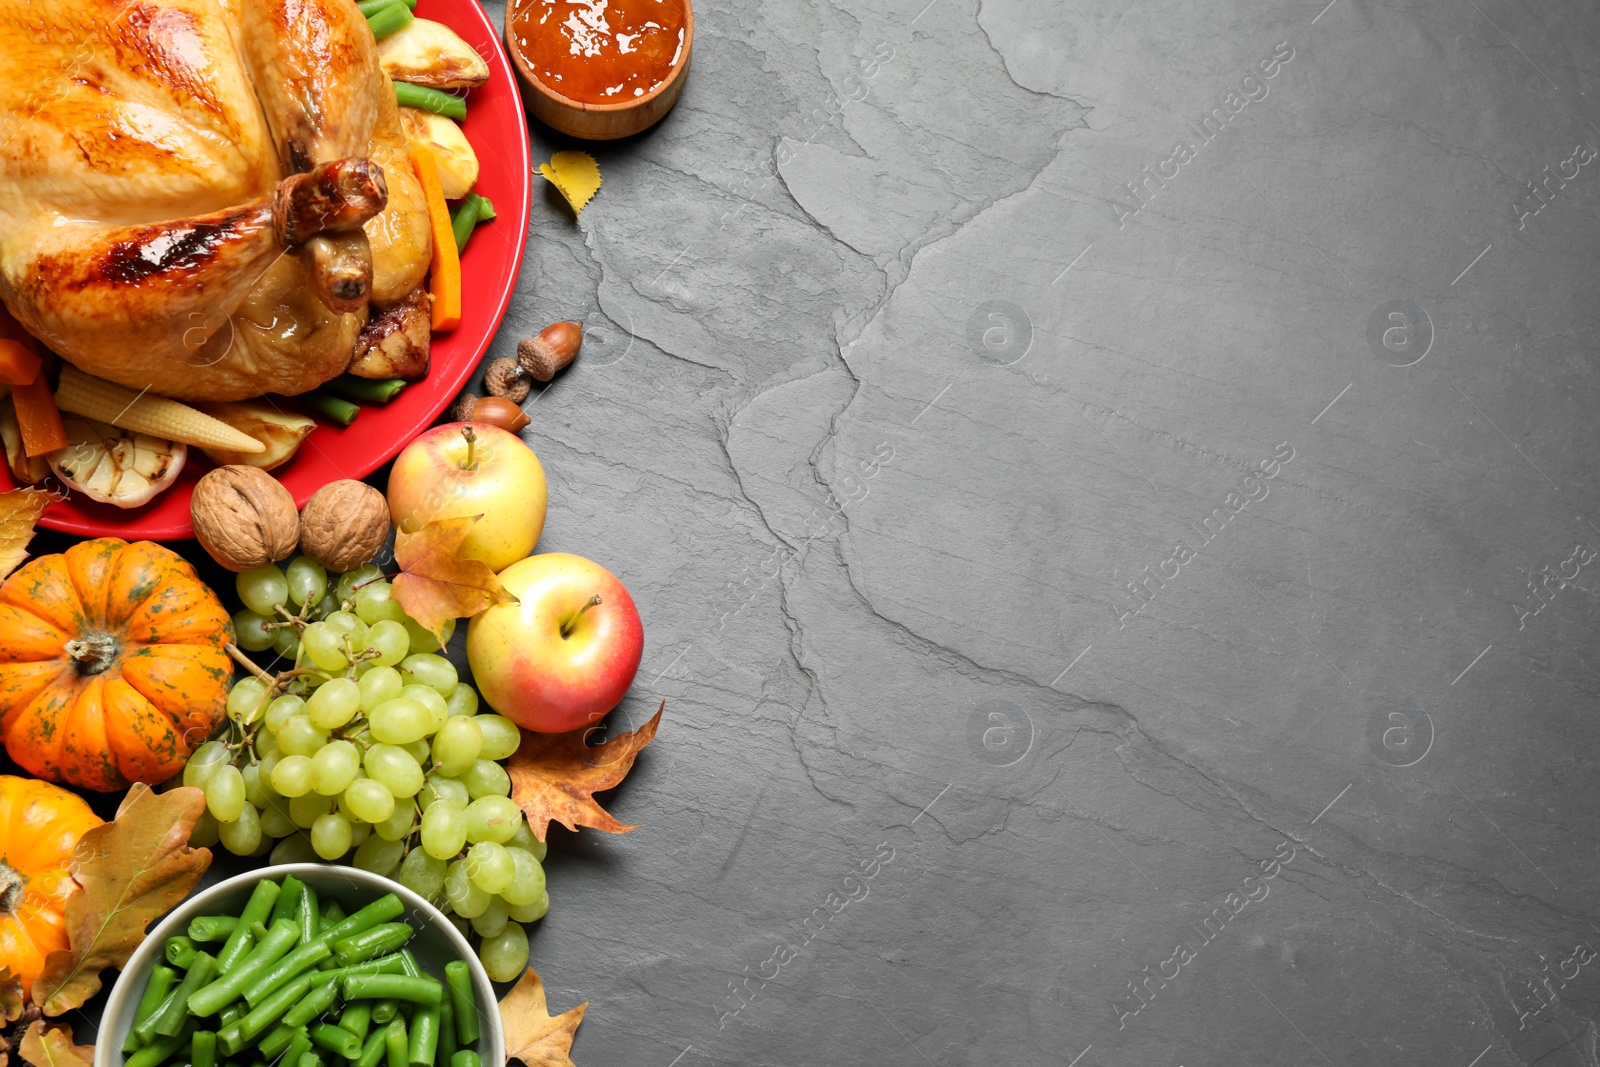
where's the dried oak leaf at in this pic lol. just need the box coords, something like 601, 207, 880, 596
508, 702, 662, 842
0, 967, 23, 1024
17, 1022, 91, 1067
32, 785, 211, 1015
499, 967, 587, 1067
0, 488, 53, 581
391, 516, 518, 642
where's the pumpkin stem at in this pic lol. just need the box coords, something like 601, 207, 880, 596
0, 860, 27, 916
64, 632, 120, 674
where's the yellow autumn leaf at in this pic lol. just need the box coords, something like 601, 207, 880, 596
538, 151, 601, 215
0, 487, 53, 581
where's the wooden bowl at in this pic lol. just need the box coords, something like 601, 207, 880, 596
506, 0, 693, 140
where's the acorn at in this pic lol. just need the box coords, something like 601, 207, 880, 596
517, 321, 582, 382
464, 396, 531, 433
483, 357, 529, 402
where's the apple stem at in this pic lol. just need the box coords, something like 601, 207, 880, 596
560, 594, 603, 638
461, 425, 477, 471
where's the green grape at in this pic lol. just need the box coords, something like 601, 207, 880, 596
311, 812, 353, 859
374, 798, 417, 842
354, 581, 408, 625
313, 592, 339, 619
402, 738, 433, 767
301, 621, 348, 671
336, 564, 385, 604
218, 804, 262, 856
464, 796, 519, 845
311, 740, 361, 795
504, 894, 548, 924
289, 792, 331, 829
353, 833, 405, 876
241, 763, 272, 808
349, 820, 371, 848
432, 717, 483, 778
462, 759, 511, 799
264, 694, 306, 734
470, 901, 507, 938
345, 778, 396, 824
258, 750, 281, 783
307, 678, 361, 730
402, 616, 453, 654
359, 666, 405, 712
444, 859, 490, 918
505, 817, 548, 862
276, 716, 328, 758
500, 848, 546, 907
285, 556, 328, 607
259, 802, 297, 839
368, 697, 432, 745
400, 654, 457, 696
271, 624, 300, 658
183, 741, 229, 788
465, 841, 514, 894
399, 849, 447, 902
445, 683, 479, 718
478, 921, 529, 983
365, 744, 425, 797
232, 610, 275, 652
237, 565, 289, 616
419, 774, 470, 812
270, 754, 314, 797
473, 715, 522, 761
226, 677, 269, 724
324, 610, 368, 645
399, 685, 448, 731
271, 833, 319, 865
366, 620, 410, 667
205, 765, 247, 822
190, 809, 221, 848
421, 801, 468, 860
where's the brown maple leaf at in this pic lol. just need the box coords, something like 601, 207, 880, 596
507, 702, 663, 842
391, 516, 518, 641
33, 785, 211, 1015
0, 488, 52, 582
500, 967, 587, 1067
17, 1022, 91, 1067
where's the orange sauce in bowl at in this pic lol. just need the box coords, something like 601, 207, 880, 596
509, 0, 686, 105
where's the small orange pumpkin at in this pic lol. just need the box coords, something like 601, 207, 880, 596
0, 775, 102, 996
0, 538, 234, 791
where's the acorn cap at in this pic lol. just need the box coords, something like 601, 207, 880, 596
517, 321, 582, 382
450, 392, 479, 423
483, 357, 530, 402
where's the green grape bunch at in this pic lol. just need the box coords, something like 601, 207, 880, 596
186, 554, 544, 982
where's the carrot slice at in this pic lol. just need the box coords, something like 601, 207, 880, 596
409, 146, 462, 332
0, 339, 40, 387
0, 307, 65, 456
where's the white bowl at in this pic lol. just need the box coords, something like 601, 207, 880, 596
94, 864, 504, 1067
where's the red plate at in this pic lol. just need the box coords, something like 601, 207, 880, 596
15, 0, 531, 539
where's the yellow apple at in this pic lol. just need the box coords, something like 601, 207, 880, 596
386, 422, 547, 572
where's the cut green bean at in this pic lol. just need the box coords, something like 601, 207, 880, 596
245, 939, 333, 1007
339, 999, 373, 1044
331, 953, 409, 982
280, 1029, 312, 1067
406, 1003, 438, 1067
366, 1, 413, 38
341, 974, 441, 1007
354, 1028, 388, 1067
223, 972, 318, 1055
125, 1019, 196, 1067
371, 999, 399, 1025
384, 1018, 408, 1067
256, 1024, 299, 1061
320, 893, 406, 946
297, 389, 361, 426
217, 881, 279, 972
392, 82, 466, 122
444, 961, 478, 1047
132, 989, 179, 1045
124, 964, 176, 1052
322, 898, 347, 925
188, 915, 238, 943
270, 875, 306, 927
358, 0, 415, 13
284, 978, 341, 1029
249, 920, 271, 942
190, 919, 301, 1016
219, 1002, 246, 1027
328, 375, 408, 405
437, 993, 457, 1067
449, 1052, 480, 1067
299, 1052, 323, 1067
311, 1022, 362, 1059
166, 936, 198, 969
335, 923, 413, 966
300, 882, 320, 943
450, 194, 497, 255
398, 949, 420, 978
155, 952, 217, 1037
192, 1030, 217, 1067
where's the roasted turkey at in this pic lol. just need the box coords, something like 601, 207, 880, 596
0, 0, 432, 401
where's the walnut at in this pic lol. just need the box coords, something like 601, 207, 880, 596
191, 466, 300, 572
483, 357, 529, 402
299, 480, 391, 573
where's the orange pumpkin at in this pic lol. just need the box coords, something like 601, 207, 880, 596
0, 538, 234, 791
0, 775, 102, 996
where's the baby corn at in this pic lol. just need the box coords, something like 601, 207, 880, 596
55, 365, 264, 453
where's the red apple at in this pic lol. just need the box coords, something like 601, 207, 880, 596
466, 553, 644, 733
387, 423, 547, 573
